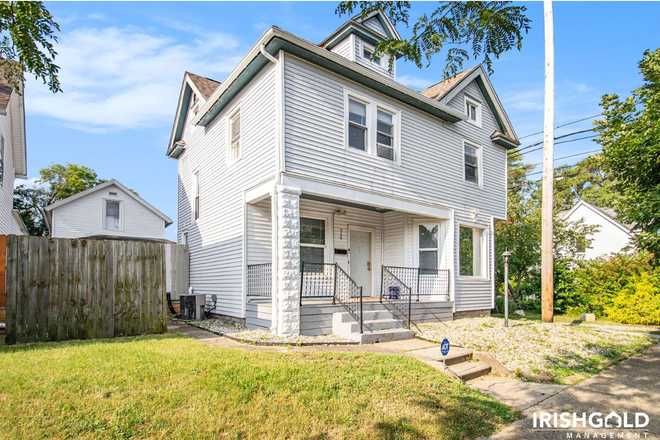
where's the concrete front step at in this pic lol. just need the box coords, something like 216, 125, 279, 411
348, 318, 405, 333
345, 328, 416, 343
336, 310, 396, 323
449, 361, 492, 381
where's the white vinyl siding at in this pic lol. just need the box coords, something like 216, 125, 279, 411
330, 37, 354, 61
0, 103, 24, 235
362, 17, 387, 36
177, 63, 278, 318
246, 198, 272, 265
563, 203, 633, 259
50, 183, 166, 239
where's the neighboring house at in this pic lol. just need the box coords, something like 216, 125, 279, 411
44, 179, 173, 239
167, 11, 519, 339
560, 200, 633, 259
0, 62, 28, 235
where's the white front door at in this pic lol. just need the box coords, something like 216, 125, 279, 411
349, 230, 371, 296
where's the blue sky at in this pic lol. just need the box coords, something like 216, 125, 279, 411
22, 1, 660, 240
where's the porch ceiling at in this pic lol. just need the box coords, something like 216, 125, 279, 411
300, 193, 393, 213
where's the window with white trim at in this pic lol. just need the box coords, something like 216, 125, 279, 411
376, 109, 394, 160
105, 200, 121, 230
345, 91, 400, 162
192, 170, 200, 221
228, 107, 241, 163
418, 224, 439, 270
300, 217, 326, 266
464, 142, 480, 185
362, 43, 381, 65
465, 96, 481, 127
459, 226, 485, 277
348, 99, 368, 151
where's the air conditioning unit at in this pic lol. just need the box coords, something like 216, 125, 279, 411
179, 294, 206, 320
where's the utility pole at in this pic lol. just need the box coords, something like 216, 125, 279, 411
541, 0, 555, 323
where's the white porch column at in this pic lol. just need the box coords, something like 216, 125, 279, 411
276, 185, 301, 336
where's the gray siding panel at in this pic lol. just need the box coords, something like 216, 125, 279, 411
247, 199, 272, 265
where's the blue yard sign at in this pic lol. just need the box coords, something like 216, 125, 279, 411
441, 338, 450, 356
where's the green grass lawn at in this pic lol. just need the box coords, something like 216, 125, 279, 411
492, 309, 659, 327
0, 334, 519, 440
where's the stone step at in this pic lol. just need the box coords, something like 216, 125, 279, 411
349, 318, 405, 333
336, 310, 395, 323
347, 328, 416, 343
449, 361, 492, 382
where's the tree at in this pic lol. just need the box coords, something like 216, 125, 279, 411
595, 48, 660, 262
553, 154, 621, 212
0, 1, 61, 93
336, 1, 531, 78
13, 164, 105, 235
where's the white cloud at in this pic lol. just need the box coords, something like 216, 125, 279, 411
397, 75, 434, 90
26, 26, 244, 133
503, 89, 544, 111
567, 81, 592, 93
87, 13, 107, 21
14, 177, 44, 189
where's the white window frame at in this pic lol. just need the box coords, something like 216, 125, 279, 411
463, 139, 483, 188
103, 199, 123, 232
299, 212, 333, 265
344, 89, 401, 164
227, 104, 242, 165
412, 220, 448, 270
192, 169, 200, 222
361, 41, 383, 68
464, 95, 482, 127
458, 223, 488, 279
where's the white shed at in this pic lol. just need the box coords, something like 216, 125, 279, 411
45, 179, 173, 239
560, 200, 633, 259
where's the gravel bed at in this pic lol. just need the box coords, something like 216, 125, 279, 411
189, 318, 354, 345
417, 317, 655, 382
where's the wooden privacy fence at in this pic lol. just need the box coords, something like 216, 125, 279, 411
3, 235, 188, 345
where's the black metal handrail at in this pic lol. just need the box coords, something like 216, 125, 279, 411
382, 266, 450, 301
247, 263, 272, 297
380, 266, 413, 329
300, 262, 363, 333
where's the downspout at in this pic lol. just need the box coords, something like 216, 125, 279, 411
261, 44, 281, 334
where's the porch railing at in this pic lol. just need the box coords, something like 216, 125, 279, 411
381, 266, 450, 302
380, 266, 451, 329
247, 263, 272, 297
380, 266, 413, 329
300, 262, 363, 333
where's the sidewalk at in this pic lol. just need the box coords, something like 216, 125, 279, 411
484, 343, 660, 439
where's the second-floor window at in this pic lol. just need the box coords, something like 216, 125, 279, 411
464, 142, 480, 185
228, 107, 241, 163
465, 96, 482, 127
348, 99, 367, 151
346, 91, 400, 162
192, 170, 200, 221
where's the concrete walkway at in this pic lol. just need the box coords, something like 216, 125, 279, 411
484, 343, 660, 439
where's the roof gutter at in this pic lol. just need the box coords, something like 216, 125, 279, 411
192, 27, 466, 128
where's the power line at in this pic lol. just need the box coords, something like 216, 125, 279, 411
508, 148, 602, 176
509, 128, 595, 156
517, 113, 603, 140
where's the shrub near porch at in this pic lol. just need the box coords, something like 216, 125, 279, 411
0, 334, 519, 439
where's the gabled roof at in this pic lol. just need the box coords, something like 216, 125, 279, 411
560, 200, 633, 234
44, 179, 173, 227
320, 9, 401, 52
187, 72, 221, 100
182, 26, 465, 151
420, 65, 519, 149
166, 71, 222, 157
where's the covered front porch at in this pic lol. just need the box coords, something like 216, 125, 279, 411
244, 184, 456, 338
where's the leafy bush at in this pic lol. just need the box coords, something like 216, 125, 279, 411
494, 295, 518, 314
603, 273, 660, 325
571, 252, 660, 325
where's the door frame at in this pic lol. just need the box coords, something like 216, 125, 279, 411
348, 225, 375, 296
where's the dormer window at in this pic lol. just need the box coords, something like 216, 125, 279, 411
465, 96, 482, 127
361, 42, 381, 67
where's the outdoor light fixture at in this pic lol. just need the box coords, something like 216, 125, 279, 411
502, 250, 512, 328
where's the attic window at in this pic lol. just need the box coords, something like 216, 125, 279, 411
228, 107, 241, 164
361, 43, 381, 66
109, 192, 117, 196
465, 97, 482, 127
190, 93, 198, 109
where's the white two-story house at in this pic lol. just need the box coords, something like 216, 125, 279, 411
167, 11, 519, 340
